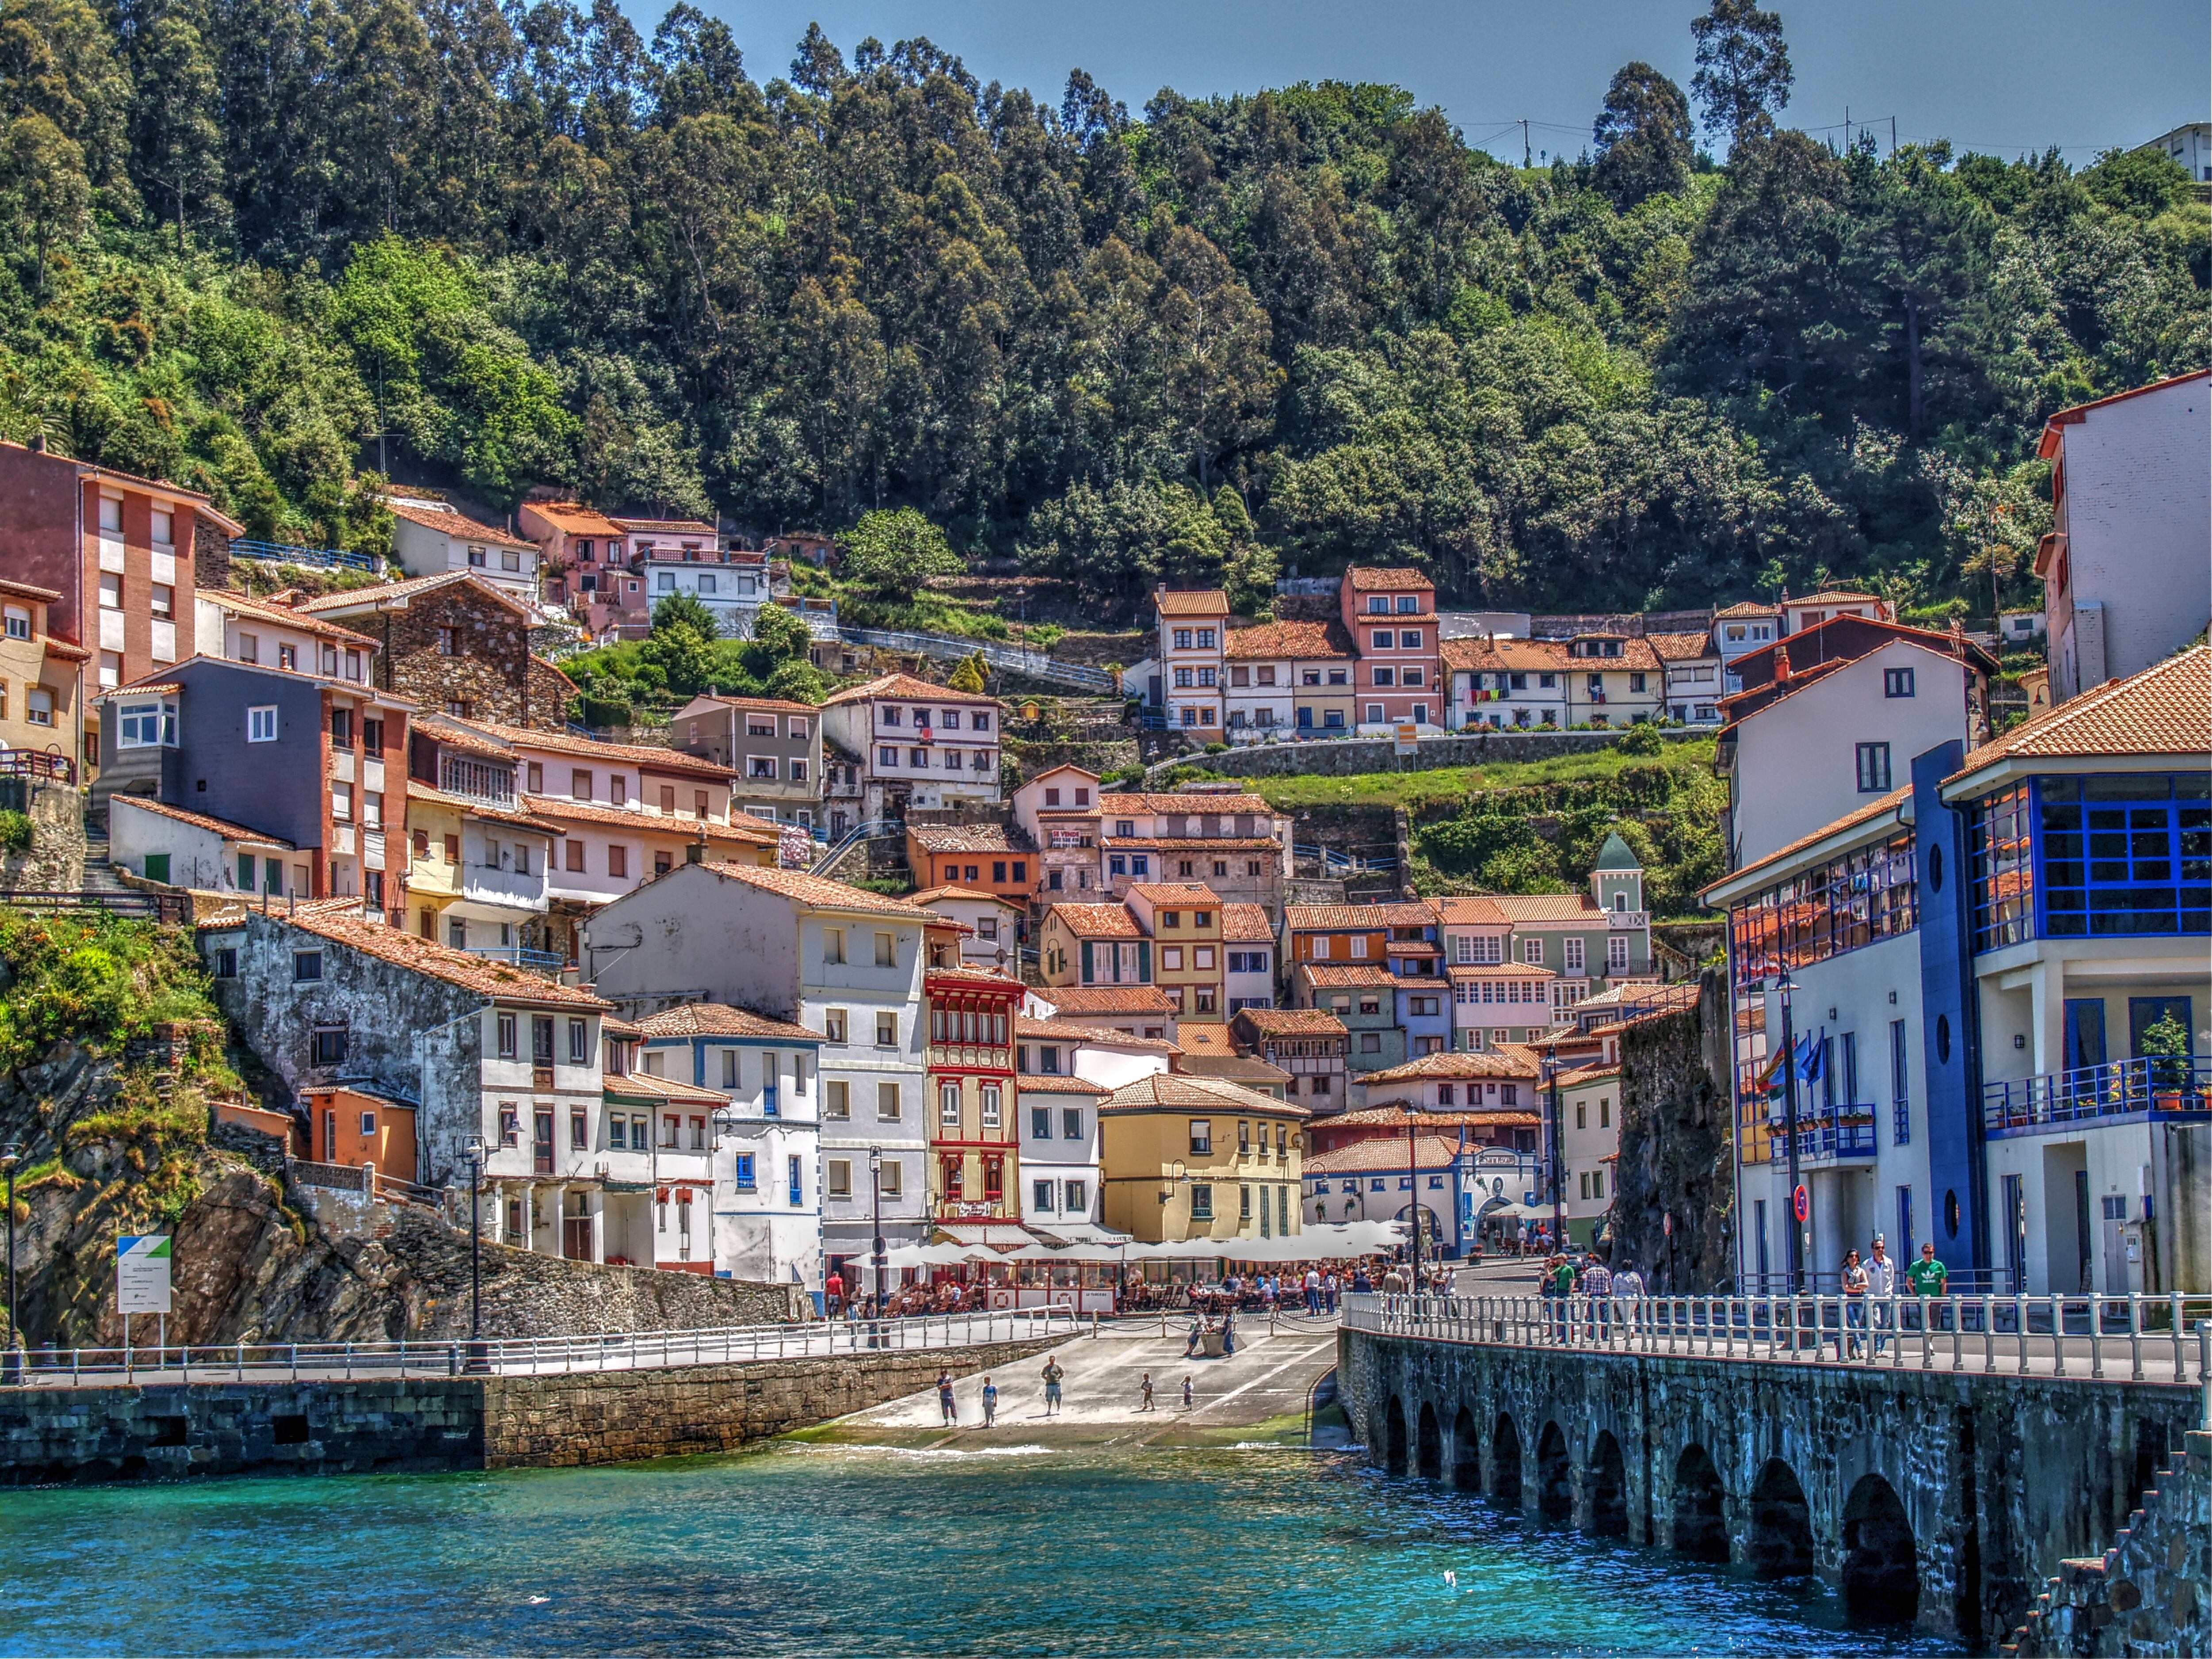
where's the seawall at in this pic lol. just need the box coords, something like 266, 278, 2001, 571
1151, 727, 1702, 780
0, 1336, 1063, 1485
1340, 1328, 2200, 1647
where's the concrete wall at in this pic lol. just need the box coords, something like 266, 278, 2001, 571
1339, 1328, 2200, 1646
1148, 727, 1700, 781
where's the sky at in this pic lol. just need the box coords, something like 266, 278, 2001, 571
661, 0, 2208, 166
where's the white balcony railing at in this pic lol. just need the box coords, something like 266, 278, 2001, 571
461, 861, 549, 911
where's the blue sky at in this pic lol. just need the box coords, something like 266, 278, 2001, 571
661, 0, 2206, 165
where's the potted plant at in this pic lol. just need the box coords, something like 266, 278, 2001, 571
2139, 1013, 2194, 1109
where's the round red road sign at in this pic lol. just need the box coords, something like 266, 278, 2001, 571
1793, 1184, 1811, 1223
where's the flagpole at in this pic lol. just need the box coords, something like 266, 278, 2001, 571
1777, 968, 1804, 1294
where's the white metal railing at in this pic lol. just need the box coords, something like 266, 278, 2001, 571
1343, 1292, 2212, 1387
4, 1308, 1080, 1388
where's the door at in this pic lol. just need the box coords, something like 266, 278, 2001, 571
562, 1216, 592, 1260
533, 1110, 554, 1174
142, 853, 170, 883
2062, 999, 2107, 1073
2001, 1175, 2026, 1292
2100, 1195, 2130, 1295
2072, 1169, 2093, 1293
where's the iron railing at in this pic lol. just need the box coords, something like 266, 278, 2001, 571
0, 888, 191, 923
465, 945, 568, 973
1762, 1116, 1878, 1160
838, 626, 1118, 692
1293, 843, 1398, 875
1344, 1291, 2212, 1386
5, 1308, 1081, 1387
0, 751, 76, 784
1983, 1056, 2212, 1133
228, 539, 384, 574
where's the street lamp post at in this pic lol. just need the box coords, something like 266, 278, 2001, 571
1402, 1115, 1422, 1293
1775, 968, 1805, 1295
463, 1135, 487, 1370
1544, 1053, 1566, 1252
1, 1141, 20, 1384
869, 1148, 887, 1337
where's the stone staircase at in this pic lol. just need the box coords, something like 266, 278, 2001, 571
80, 810, 134, 898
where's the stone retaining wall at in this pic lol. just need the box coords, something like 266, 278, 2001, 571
1149, 728, 1700, 781
0, 778, 86, 890
482, 1336, 1064, 1468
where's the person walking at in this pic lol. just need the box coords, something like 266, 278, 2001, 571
1548, 1254, 1576, 1344
1324, 1270, 1340, 1314
1907, 1241, 1949, 1336
1182, 1375, 1194, 1410
937, 1370, 957, 1427
1581, 1254, 1613, 1342
1864, 1235, 1897, 1355
1840, 1248, 1869, 1358
980, 1375, 998, 1427
1220, 1308, 1237, 1356
1041, 1356, 1065, 1416
825, 1268, 845, 1319
1304, 1267, 1321, 1316
1138, 1372, 1156, 1412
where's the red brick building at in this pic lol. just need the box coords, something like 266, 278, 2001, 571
1339, 567, 1440, 729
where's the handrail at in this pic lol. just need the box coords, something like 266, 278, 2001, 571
837, 626, 1117, 692
0, 751, 77, 785
1983, 1056, 2212, 1133
4, 1307, 1079, 1388
228, 538, 384, 574
0, 889, 192, 923
1340, 1290, 2212, 1386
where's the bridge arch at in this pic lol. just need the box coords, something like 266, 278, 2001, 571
1382, 1395, 1408, 1475
1842, 1473, 1919, 1624
1535, 1421, 1575, 1523
1450, 1406, 1479, 1490
1489, 1412, 1523, 1508
1415, 1402, 1442, 1480
1748, 1458, 1816, 1578
1586, 1430, 1629, 1537
1671, 1443, 1730, 1562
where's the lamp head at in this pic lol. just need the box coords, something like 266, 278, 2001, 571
463, 1133, 484, 1160
869, 1147, 882, 1172
0, 1140, 20, 1171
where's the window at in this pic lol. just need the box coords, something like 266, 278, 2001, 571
2028, 773, 2210, 943
730, 1152, 756, 1190
1608, 935, 1629, 972
607, 845, 627, 879
437, 627, 456, 657
311, 1025, 346, 1065
212, 946, 237, 978
824, 1008, 847, 1044
878, 1160, 902, 1198
823, 927, 846, 964
1189, 1183, 1214, 1220
1371, 668, 1394, 686
827, 1159, 852, 1198
981, 1084, 1002, 1128
876, 1012, 896, 1046
879, 746, 899, 768
875, 932, 895, 967
570, 1110, 589, 1151
496, 1012, 517, 1058
940, 1082, 961, 1126
877, 1082, 900, 1120
1399, 631, 1421, 649
117, 699, 176, 748
25, 687, 52, 727
1563, 938, 1584, 972
1884, 667, 1916, 698
1856, 742, 1892, 793
788, 1155, 804, 1206
1188, 1119, 1212, 1156
825, 1080, 850, 1119
1033, 1178, 1056, 1214
292, 950, 323, 982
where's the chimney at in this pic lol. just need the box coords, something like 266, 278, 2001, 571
1774, 646, 1792, 686
27, 431, 45, 453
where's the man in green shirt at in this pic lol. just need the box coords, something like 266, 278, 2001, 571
1906, 1243, 1949, 1334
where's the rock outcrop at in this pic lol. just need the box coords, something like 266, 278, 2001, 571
1608, 968, 1735, 1291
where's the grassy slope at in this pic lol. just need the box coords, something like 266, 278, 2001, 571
1244, 739, 1719, 814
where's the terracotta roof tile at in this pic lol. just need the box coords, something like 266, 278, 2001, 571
1648, 631, 1717, 662
1317, 1104, 1543, 1132
1362, 1050, 1540, 1084
1045, 902, 1141, 938
1221, 903, 1274, 942
1946, 645, 2209, 786
635, 1002, 821, 1041
109, 795, 293, 848
1223, 619, 1354, 660
1446, 963, 1559, 981
1438, 637, 1508, 674
479, 720, 738, 779
1284, 903, 1433, 930
1232, 1008, 1348, 1038
908, 823, 1016, 854
1034, 985, 1177, 1018
908, 884, 1018, 907
1486, 894, 1603, 922
1714, 601, 1778, 620
691, 859, 946, 920
387, 500, 535, 549
1346, 567, 1434, 593
0, 576, 64, 604
1125, 881, 1219, 907
525, 501, 628, 537
1017, 1017, 1179, 1052
201, 590, 382, 648
1293, 964, 1398, 989
273, 905, 609, 1007
1153, 588, 1230, 616
1097, 791, 1275, 817
1430, 895, 1511, 926
1099, 1072, 1310, 1117
1306, 1134, 1471, 1175
822, 672, 1002, 709
519, 794, 780, 845
294, 569, 531, 618
1014, 1074, 1111, 1095
602, 1071, 731, 1106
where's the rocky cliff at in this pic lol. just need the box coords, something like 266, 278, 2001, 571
1608, 968, 1736, 1291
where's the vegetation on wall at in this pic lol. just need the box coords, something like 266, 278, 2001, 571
0, 0, 2201, 611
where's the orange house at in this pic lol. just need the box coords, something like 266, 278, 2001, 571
303, 1085, 419, 1181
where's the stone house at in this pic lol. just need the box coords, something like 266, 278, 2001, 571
1230, 1006, 1349, 1114
295, 571, 576, 733
1097, 787, 1290, 919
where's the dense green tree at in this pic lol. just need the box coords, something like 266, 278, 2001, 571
839, 506, 961, 602
1690, 0, 1793, 151
1591, 63, 1694, 210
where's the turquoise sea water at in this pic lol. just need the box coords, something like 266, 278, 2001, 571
0, 1444, 1948, 1656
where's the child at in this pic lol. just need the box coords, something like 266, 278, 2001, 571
980, 1375, 998, 1427
1138, 1372, 1156, 1411
1181, 1375, 1194, 1410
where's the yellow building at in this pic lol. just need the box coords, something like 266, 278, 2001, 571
1125, 881, 1225, 1021
1098, 1071, 1307, 1244
0, 578, 85, 771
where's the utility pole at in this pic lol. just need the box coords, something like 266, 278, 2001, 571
1546, 1055, 1566, 1250
1404, 1114, 1422, 1292
1890, 117, 1897, 158
1522, 120, 1531, 170
1777, 969, 1804, 1294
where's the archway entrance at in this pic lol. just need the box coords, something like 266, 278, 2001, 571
1451, 1407, 1480, 1490
1748, 1458, 1816, 1578
1536, 1421, 1574, 1523
1671, 1444, 1729, 1562
1383, 1396, 1408, 1475
1415, 1402, 1442, 1479
1842, 1474, 1920, 1623
1490, 1413, 1523, 1508
1587, 1431, 1630, 1537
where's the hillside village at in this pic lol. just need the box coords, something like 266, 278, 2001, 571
0, 368, 2202, 1321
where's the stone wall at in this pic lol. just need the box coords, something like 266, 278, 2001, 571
481, 1336, 1064, 1468
1610, 970, 1734, 1290
0, 1378, 483, 1484
354, 578, 564, 730
0, 777, 85, 889
2011, 1426, 2211, 1658
1339, 1327, 2201, 1646
1148, 727, 1702, 781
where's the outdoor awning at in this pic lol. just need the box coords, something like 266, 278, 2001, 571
1478, 1202, 1539, 1219
1030, 1223, 1137, 1251
930, 1222, 1032, 1248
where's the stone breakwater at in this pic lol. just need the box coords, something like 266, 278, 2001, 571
0, 1337, 1064, 1484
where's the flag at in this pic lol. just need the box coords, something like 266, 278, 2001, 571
1795, 1030, 1825, 1083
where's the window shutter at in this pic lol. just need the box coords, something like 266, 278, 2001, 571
1138, 940, 1152, 981
1081, 941, 1094, 984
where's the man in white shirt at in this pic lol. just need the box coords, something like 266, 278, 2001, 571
1303, 1267, 1321, 1316
1864, 1234, 1898, 1354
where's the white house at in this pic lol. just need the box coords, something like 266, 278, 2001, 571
1651, 630, 1724, 724
2034, 370, 2210, 704
1718, 627, 1993, 874
1012, 763, 1104, 904
1712, 603, 1779, 693
192, 589, 383, 686
908, 884, 1021, 969
1222, 902, 1276, 1012
387, 498, 543, 597
2135, 121, 2212, 182
636, 1003, 825, 1292
581, 860, 945, 1264
108, 794, 294, 893
818, 672, 1003, 819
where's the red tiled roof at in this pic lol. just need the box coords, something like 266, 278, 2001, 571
1284, 903, 1434, 930
1097, 791, 1275, 817
1014, 1074, 1111, 1095
1294, 964, 1398, 989
1154, 588, 1231, 617
676, 692, 820, 717
294, 569, 531, 618
0, 577, 65, 604
1045, 902, 1141, 938
1306, 1134, 1470, 1175
1446, 963, 1559, 981
1486, 894, 1603, 922
1714, 601, 1778, 620
479, 721, 737, 780
387, 500, 535, 549
1221, 903, 1274, 942
1346, 567, 1434, 592
524, 501, 627, 537
822, 672, 1002, 709
1125, 881, 1219, 907
1945, 646, 2209, 788
693, 859, 944, 920
908, 823, 1016, 854
109, 795, 293, 849
202, 590, 381, 647
1648, 631, 1716, 662
1224, 619, 1353, 660
603, 1071, 730, 1106
634, 1003, 818, 1041
1016, 1017, 1179, 1052
1099, 1072, 1310, 1117
908, 884, 1018, 908
1318, 1104, 1543, 1132
1438, 637, 1507, 674
1232, 1008, 1348, 1038
1363, 1050, 1541, 1084
270, 905, 609, 1007
1034, 985, 1177, 1018
519, 795, 780, 845
1430, 895, 1511, 926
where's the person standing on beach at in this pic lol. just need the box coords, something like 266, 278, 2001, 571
1138, 1373, 1156, 1412
1041, 1356, 1065, 1416
936, 1370, 957, 1427
980, 1376, 998, 1427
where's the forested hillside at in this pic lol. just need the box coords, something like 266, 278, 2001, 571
0, 0, 2204, 614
